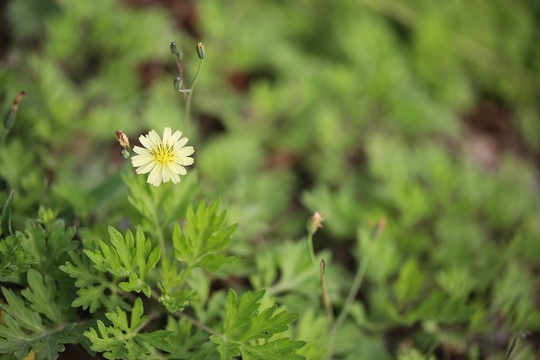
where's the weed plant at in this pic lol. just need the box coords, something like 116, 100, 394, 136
1, 0, 540, 359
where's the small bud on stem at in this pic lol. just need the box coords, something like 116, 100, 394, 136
170, 42, 178, 55
307, 211, 326, 236
4, 91, 26, 130
197, 42, 206, 60
174, 77, 183, 92
115, 130, 130, 148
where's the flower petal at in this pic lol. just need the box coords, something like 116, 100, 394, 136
171, 173, 181, 183
170, 130, 182, 144
176, 146, 194, 157
148, 164, 163, 186
162, 164, 171, 183
169, 162, 187, 175
162, 127, 172, 145
139, 135, 155, 150
132, 154, 155, 167
148, 130, 161, 146
178, 157, 194, 166
132, 146, 150, 155
135, 160, 157, 174
175, 137, 189, 149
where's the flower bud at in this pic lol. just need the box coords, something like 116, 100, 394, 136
197, 42, 206, 60
307, 211, 325, 236
115, 130, 130, 148
174, 76, 183, 91
121, 149, 130, 160
4, 91, 26, 130
170, 42, 178, 55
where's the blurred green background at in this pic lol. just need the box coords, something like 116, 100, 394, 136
1, 0, 540, 358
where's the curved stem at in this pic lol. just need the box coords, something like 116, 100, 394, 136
325, 227, 381, 360
150, 208, 166, 262
184, 59, 204, 135
307, 234, 317, 266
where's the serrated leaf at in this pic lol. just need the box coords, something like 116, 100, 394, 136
129, 298, 146, 331
196, 254, 238, 272
240, 339, 307, 360
224, 290, 265, 335
172, 201, 237, 272
0, 288, 44, 333
21, 220, 77, 275
109, 226, 135, 271
0, 289, 78, 360
239, 306, 299, 343
71, 285, 108, 313
136, 330, 174, 353
84, 226, 160, 297
210, 336, 240, 360
0, 233, 34, 284
214, 290, 305, 359
84, 297, 173, 360
135, 227, 160, 279
157, 282, 198, 313
60, 252, 119, 313
21, 269, 65, 324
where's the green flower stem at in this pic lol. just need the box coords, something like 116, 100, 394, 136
176, 263, 193, 290
177, 312, 221, 338
184, 59, 204, 135
307, 233, 316, 265
149, 207, 166, 263
325, 230, 379, 360
320, 260, 334, 326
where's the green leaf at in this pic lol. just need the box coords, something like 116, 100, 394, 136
239, 305, 299, 343
1, 190, 14, 237
21, 220, 77, 275
0, 288, 78, 360
60, 252, 128, 313
213, 290, 305, 359
196, 253, 238, 272
1, 287, 44, 333
210, 337, 240, 360
0, 233, 34, 284
84, 298, 174, 360
240, 339, 307, 360
157, 282, 198, 313
224, 289, 265, 336
20, 269, 66, 324
172, 200, 237, 272
83, 226, 160, 297
136, 330, 175, 353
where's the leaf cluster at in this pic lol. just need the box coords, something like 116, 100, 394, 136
210, 290, 306, 359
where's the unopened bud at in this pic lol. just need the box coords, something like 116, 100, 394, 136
121, 149, 130, 160
174, 77, 183, 91
197, 42, 206, 60
170, 42, 178, 55
115, 130, 130, 148
307, 211, 325, 236
4, 91, 26, 130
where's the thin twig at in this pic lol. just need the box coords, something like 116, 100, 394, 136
320, 259, 334, 326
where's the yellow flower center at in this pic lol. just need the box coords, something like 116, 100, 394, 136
152, 143, 175, 165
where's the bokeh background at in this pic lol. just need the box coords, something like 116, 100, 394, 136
1, 0, 540, 359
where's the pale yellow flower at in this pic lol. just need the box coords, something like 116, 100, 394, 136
131, 127, 194, 186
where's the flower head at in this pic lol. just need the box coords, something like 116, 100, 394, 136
307, 211, 326, 235
131, 127, 194, 186
115, 130, 130, 148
